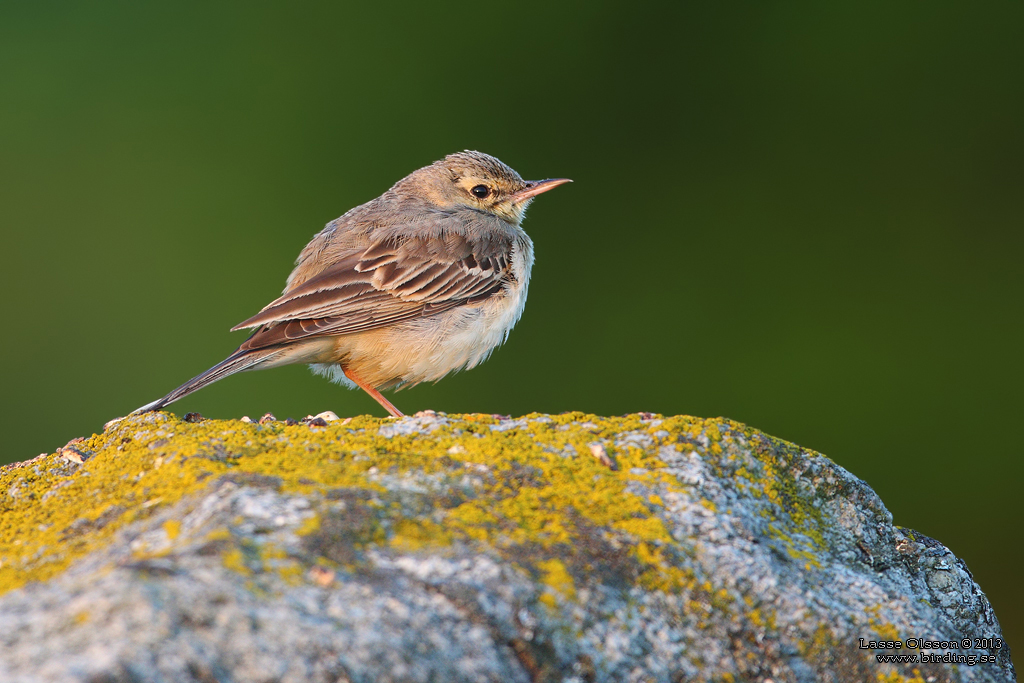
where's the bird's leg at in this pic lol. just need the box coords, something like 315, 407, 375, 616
342, 366, 405, 418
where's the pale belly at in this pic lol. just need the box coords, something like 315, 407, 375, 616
310, 238, 533, 390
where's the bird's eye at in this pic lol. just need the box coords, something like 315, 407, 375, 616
470, 184, 491, 199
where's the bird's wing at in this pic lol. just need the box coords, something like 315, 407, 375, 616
233, 230, 516, 351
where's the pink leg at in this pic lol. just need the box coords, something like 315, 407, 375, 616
343, 367, 405, 418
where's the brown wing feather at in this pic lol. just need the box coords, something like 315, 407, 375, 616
232, 231, 514, 351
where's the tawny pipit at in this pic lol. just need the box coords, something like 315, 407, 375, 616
136, 151, 570, 417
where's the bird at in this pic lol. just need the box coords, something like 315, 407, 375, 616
134, 151, 570, 418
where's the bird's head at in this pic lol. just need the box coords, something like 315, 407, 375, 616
397, 150, 570, 225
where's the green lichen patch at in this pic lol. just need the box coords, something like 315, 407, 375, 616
670, 416, 829, 564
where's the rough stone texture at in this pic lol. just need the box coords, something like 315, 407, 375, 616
0, 411, 1014, 683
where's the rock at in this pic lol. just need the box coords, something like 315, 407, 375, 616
0, 412, 1014, 682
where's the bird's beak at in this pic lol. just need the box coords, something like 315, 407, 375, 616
510, 178, 572, 204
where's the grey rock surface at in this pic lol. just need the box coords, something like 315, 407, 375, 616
0, 411, 1014, 682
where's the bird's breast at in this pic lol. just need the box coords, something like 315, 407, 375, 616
322, 234, 534, 388
408, 233, 534, 380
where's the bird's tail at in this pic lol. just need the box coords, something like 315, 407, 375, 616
132, 347, 284, 414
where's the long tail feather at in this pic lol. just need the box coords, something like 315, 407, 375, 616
132, 348, 283, 414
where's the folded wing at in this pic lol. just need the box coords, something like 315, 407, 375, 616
232, 231, 514, 352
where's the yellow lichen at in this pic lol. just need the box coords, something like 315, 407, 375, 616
875, 622, 901, 643
876, 672, 925, 683
636, 543, 694, 592
612, 516, 671, 543
389, 518, 450, 551
162, 520, 181, 541
0, 410, 840, 616
221, 548, 250, 576
204, 528, 231, 542
538, 593, 558, 609
865, 606, 902, 643
294, 514, 321, 537
536, 557, 576, 603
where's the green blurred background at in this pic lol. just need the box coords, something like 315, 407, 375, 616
2, 1, 1021, 650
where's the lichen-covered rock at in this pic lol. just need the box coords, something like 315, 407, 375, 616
0, 411, 1014, 682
